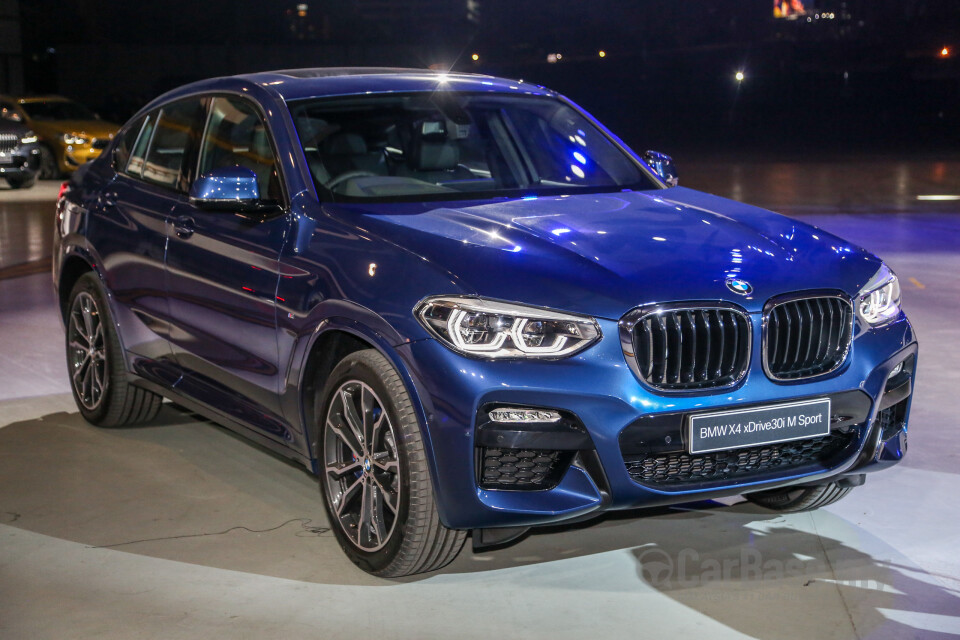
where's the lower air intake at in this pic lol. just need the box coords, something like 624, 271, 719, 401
478, 447, 572, 490
623, 432, 856, 487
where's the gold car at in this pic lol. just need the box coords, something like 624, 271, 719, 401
0, 95, 119, 178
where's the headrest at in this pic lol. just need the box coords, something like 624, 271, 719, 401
414, 118, 447, 141
415, 141, 459, 171
322, 132, 368, 155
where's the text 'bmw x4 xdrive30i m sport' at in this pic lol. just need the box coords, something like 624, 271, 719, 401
54, 68, 916, 577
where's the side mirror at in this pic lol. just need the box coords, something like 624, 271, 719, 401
189, 166, 271, 212
643, 150, 679, 187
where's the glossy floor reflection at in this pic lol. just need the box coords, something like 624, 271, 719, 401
2, 168, 959, 639
0, 181, 58, 272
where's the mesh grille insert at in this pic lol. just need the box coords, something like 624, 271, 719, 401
623, 432, 856, 487
478, 447, 572, 489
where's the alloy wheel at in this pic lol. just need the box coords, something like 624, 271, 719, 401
323, 380, 401, 552
68, 291, 107, 410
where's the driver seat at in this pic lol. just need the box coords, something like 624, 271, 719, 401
320, 132, 385, 182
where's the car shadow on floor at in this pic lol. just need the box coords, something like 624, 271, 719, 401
1, 404, 958, 637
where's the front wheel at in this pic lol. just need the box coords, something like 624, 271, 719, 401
316, 349, 465, 577
38, 144, 59, 180
6, 175, 36, 189
65, 273, 162, 426
744, 482, 853, 512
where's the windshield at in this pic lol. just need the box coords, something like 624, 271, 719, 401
19, 99, 97, 121
289, 93, 660, 202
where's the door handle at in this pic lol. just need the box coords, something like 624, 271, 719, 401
174, 215, 195, 239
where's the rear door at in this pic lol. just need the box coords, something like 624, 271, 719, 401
92, 110, 182, 385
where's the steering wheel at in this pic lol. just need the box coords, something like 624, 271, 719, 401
326, 171, 378, 190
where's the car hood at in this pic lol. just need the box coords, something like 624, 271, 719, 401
325, 187, 882, 320
30, 119, 118, 140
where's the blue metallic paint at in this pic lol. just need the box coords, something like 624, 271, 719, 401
189, 166, 262, 203
54, 69, 916, 533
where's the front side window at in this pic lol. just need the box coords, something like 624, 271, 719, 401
197, 96, 282, 202
289, 92, 658, 202
141, 98, 206, 191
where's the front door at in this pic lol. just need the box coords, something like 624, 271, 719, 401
163, 95, 294, 442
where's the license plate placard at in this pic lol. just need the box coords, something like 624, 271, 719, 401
688, 398, 831, 454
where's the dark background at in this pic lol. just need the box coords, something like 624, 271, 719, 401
13, 0, 960, 157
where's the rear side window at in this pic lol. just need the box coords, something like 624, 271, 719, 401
125, 114, 156, 177
141, 98, 207, 191
113, 116, 146, 172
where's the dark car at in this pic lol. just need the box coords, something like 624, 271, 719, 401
54, 68, 916, 577
0, 116, 41, 189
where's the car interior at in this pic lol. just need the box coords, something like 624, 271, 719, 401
291, 94, 649, 200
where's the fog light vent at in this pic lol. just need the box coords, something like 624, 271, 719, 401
479, 447, 572, 489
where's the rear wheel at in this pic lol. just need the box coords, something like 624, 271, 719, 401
316, 349, 465, 577
65, 273, 162, 426
744, 482, 853, 512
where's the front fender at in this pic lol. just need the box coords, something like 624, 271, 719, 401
280, 310, 454, 525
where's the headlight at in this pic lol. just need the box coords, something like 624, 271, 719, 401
62, 133, 88, 145
415, 296, 601, 359
856, 264, 901, 327
20, 131, 38, 144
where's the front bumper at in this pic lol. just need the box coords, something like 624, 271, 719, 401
0, 146, 41, 179
56, 142, 105, 172
400, 312, 917, 530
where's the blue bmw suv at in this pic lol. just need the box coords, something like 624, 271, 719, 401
54, 68, 916, 577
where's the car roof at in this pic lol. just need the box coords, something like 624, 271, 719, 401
150, 67, 555, 107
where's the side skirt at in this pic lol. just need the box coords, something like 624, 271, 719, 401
132, 377, 315, 472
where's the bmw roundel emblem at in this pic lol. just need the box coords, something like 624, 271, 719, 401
725, 278, 753, 295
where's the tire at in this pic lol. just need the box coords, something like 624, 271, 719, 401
38, 144, 59, 180
6, 175, 36, 190
744, 482, 853, 512
65, 272, 162, 427
316, 349, 466, 577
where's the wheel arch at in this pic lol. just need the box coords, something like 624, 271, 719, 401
57, 253, 97, 322
299, 325, 374, 460
296, 319, 450, 524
